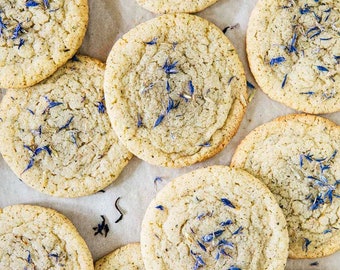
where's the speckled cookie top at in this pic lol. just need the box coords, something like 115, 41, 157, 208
140, 166, 289, 270
0, 56, 132, 197
95, 243, 145, 270
247, 0, 339, 114
135, 0, 218, 14
104, 13, 247, 168
0, 0, 88, 89
231, 114, 340, 258
0, 204, 93, 269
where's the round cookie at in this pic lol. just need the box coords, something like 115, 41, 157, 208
135, 0, 218, 14
95, 243, 145, 270
104, 13, 247, 168
231, 114, 340, 258
0, 55, 132, 197
0, 0, 88, 89
0, 204, 93, 269
247, 0, 340, 114
140, 166, 289, 270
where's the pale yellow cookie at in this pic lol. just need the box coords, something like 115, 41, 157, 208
135, 0, 218, 14
0, 56, 132, 197
231, 114, 340, 258
247, 0, 339, 114
95, 243, 145, 270
104, 13, 247, 168
0, 204, 93, 269
141, 166, 289, 269
0, 0, 88, 89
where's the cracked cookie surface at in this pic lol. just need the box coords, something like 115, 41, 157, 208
0, 204, 93, 270
0, 55, 132, 197
95, 243, 145, 270
104, 13, 247, 168
135, 0, 218, 14
0, 0, 88, 89
247, 0, 339, 114
140, 166, 288, 270
231, 114, 340, 258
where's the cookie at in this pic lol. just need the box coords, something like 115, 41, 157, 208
140, 166, 289, 269
135, 0, 218, 14
0, 0, 88, 89
0, 204, 93, 269
95, 243, 145, 270
231, 114, 340, 258
0, 55, 132, 197
104, 13, 247, 168
247, 0, 339, 114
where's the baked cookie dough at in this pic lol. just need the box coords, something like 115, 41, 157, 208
135, 0, 218, 14
104, 13, 247, 168
0, 204, 93, 269
140, 166, 289, 269
0, 0, 88, 89
231, 114, 340, 258
95, 243, 145, 270
247, 0, 339, 114
0, 55, 132, 197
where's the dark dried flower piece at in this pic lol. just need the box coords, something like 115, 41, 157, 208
197, 240, 207, 252
228, 266, 241, 270
114, 197, 124, 223
299, 4, 310, 14
232, 226, 243, 235
18, 38, 25, 49
155, 205, 164, 210
96, 101, 106, 114
145, 37, 157, 45
246, 81, 255, 89
281, 74, 288, 88
12, 23, 24, 39
153, 114, 165, 128
137, 113, 143, 128
302, 238, 311, 252
93, 215, 109, 237
26, 250, 32, 264
221, 198, 235, 208
26, 1, 39, 7
316, 65, 329, 72
269, 57, 286, 66
43, 0, 50, 9
288, 33, 297, 53
0, 16, 7, 35
162, 59, 178, 75
58, 116, 74, 132
188, 80, 195, 95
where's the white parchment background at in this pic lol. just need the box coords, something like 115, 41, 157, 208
1, 0, 339, 269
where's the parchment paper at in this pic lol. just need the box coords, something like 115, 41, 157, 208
1, 0, 339, 269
